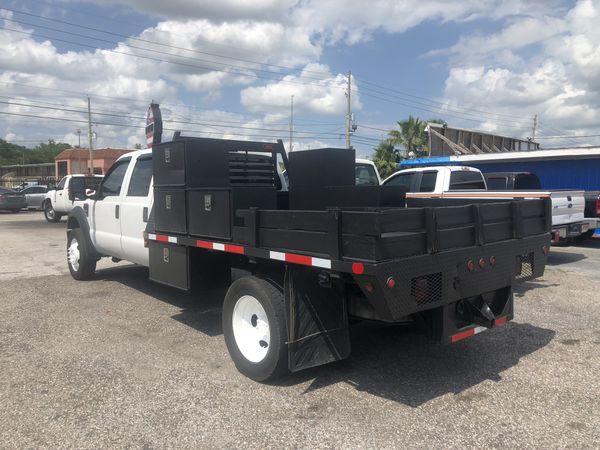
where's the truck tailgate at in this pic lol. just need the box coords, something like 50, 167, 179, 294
551, 190, 585, 226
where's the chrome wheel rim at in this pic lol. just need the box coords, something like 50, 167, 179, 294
68, 238, 80, 272
46, 204, 55, 219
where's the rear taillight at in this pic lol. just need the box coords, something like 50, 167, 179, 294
596, 198, 600, 216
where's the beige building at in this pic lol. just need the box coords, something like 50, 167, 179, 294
54, 148, 132, 177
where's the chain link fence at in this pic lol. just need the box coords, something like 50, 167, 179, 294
0, 177, 59, 190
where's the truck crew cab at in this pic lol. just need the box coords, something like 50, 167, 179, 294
66, 137, 551, 382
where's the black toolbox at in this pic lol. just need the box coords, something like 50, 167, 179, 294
153, 188, 187, 234
153, 137, 282, 238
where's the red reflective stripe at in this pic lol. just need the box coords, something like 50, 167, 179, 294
224, 244, 245, 254
451, 328, 475, 343
495, 316, 508, 327
196, 240, 213, 249
156, 234, 169, 242
285, 253, 312, 266
352, 263, 365, 275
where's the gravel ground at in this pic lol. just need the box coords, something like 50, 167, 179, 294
1, 211, 599, 449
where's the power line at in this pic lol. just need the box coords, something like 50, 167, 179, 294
2, 26, 344, 94
357, 78, 535, 122
356, 89, 531, 132
536, 133, 600, 139
4, 8, 541, 132
3, 8, 333, 80
356, 83, 532, 128
0, 100, 345, 136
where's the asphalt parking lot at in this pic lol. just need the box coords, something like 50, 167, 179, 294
1, 211, 599, 448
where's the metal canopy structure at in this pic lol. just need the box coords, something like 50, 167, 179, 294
427, 123, 540, 156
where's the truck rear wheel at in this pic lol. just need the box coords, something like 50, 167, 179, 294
222, 276, 288, 382
67, 229, 96, 280
44, 201, 62, 223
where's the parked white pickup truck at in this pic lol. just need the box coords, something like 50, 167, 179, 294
383, 165, 587, 242
43, 175, 103, 223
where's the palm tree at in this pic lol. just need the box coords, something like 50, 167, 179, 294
372, 139, 400, 179
388, 116, 427, 158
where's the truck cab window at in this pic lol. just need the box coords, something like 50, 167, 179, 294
127, 157, 153, 197
419, 171, 437, 192
355, 163, 379, 185
56, 177, 67, 190
101, 160, 130, 197
449, 171, 486, 190
385, 173, 414, 190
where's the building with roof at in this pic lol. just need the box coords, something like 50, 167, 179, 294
54, 148, 132, 177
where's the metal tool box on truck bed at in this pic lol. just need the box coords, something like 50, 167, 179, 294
145, 136, 551, 381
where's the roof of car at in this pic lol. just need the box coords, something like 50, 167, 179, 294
483, 172, 534, 177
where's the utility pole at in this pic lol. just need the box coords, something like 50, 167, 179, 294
532, 114, 538, 142
87, 97, 93, 174
345, 71, 352, 149
289, 95, 294, 152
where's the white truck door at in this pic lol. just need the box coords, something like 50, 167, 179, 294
56, 177, 71, 211
119, 155, 153, 266
52, 177, 66, 207
90, 158, 131, 258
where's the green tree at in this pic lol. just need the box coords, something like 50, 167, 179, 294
372, 139, 401, 179
25, 140, 71, 164
388, 116, 427, 158
0, 139, 27, 165
134, 143, 142, 149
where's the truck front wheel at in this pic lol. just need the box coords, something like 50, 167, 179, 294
44, 201, 62, 223
222, 276, 288, 382
67, 229, 96, 280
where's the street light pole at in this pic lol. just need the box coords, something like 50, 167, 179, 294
87, 97, 93, 174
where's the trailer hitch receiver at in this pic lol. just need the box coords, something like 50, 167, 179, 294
458, 297, 496, 328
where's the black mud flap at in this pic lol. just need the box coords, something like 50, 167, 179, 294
284, 267, 351, 372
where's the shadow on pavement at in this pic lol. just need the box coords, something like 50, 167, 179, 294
95, 264, 225, 337
570, 238, 600, 249
513, 279, 559, 297
95, 264, 555, 407
277, 320, 555, 407
546, 251, 586, 266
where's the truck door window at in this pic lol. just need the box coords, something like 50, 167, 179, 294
485, 177, 507, 190
100, 160, 130, 197
419, 171, 437, 192
127, 157, 153, 197
449, 171, 486, 190
385, 173, 414, 190
56, 177, 66, 190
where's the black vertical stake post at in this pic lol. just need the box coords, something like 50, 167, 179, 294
248, 207, 259, 248
472, 204, 484, 246
424, 207, 437, 254
543, 197, 552, 233
512, 201, 523, 239
327, 208, 342, 260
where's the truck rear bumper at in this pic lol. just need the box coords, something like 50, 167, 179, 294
552, 221, 591, 242
353, 234, 549, 322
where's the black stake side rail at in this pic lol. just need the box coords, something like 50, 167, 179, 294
145, 231, 372, 276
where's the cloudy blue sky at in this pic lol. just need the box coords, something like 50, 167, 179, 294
0, 0, 598, 156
